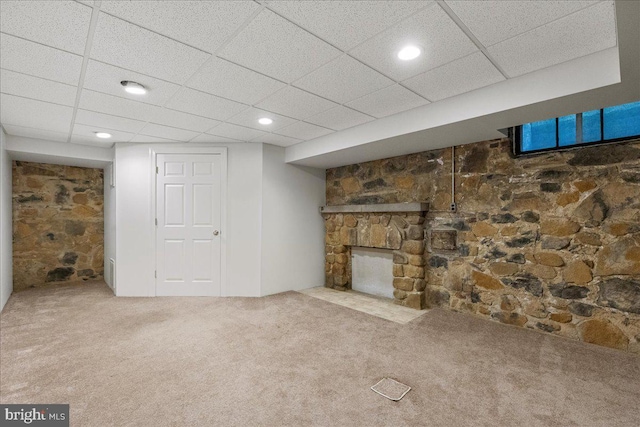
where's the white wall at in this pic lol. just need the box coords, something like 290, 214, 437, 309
5, 135, 113, 168
0, 127, 13, 311
103, 162, 116, 292
260, 144, 325, 296
1, 136, 325, 302
225, 142, 262, 296
114, 144, 153, 296
114, 142, 263, 297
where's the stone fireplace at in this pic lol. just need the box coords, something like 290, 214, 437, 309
321, 203, 429, 309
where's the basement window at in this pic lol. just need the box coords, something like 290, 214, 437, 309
513, 100, 640, 155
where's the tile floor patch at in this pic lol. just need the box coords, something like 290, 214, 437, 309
297, 287, 427, 324
371, 378, 411, 401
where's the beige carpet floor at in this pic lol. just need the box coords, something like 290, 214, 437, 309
1, 281, 639, 427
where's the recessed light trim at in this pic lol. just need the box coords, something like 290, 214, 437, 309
95, 132, 112, 139
120, 80, 147, 95
397, 45, 421, 61
258, 117, 273, 125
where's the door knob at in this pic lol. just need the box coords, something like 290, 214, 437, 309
213, 230, 220, 236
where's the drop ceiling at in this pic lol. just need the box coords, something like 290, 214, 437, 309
0, 0, 629, 164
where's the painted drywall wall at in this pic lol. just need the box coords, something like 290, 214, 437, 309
5, 135, 113, 168
114, 142, 263, 297
103, 162, 116, 293
0, 127, 13, 311
114, 144, 151, 296
225, 142, 263, 297
260, 144, 326, 296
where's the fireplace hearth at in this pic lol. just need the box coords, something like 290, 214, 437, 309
321, 203, 428, 309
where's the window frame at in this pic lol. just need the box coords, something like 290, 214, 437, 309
513, 104, 640, 156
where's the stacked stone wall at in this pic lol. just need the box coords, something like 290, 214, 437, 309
326, 138, 640, 353
12, 161, 104, 291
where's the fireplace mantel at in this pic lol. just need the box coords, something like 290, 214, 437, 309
320, 202, 428, 214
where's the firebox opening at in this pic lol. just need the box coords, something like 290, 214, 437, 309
352, 246, 394, 299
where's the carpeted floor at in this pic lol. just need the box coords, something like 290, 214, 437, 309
1, 281, 639, 427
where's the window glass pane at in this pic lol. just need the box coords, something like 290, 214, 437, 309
603, 101, 640, 140
558, 114, 577, 146
521, 119, 556, 152
582, 109, 601, 143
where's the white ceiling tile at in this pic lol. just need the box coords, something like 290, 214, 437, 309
445, 0, 599, 47
294, 55, 395, 104
255, 86, 337, 120
0, 33, 83, 85
227, 107, 296, 131
75, 109, 146, 134
218, 9, 341, 83
206, 123, 270, 142
0, 94, 73, 133
487, 1, 617, 78
90, 12, 210, 84
130, 134, 180, 144
149, 108, 220, 133
79, 90, 154, 122
83, 60, 181, 106
0, 0, 92, 55
403, 52, 505, 101
187, 57, 286, 105
275, 121, 333, 140
251, 133, 302, 147
2, 124, 69, 143
350, 5, 478, 81
166, 88, 248, 121
100, 1, 258, 53
138, 123, 200, 142
267, 1, 434, 51
72, 123, 133, 144
305, 106, 374, 131
190, 134, 242, 144
346, 84, 429, 118
0, 69, 77, 106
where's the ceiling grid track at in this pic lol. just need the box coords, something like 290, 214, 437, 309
435, 0, 510, 79
131, 4, 269, 144
1, 0, 630, 154
262, 2, 436, 104
66, 0, 102, 144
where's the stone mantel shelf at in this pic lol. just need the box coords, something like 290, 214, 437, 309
320, 202, 429, 214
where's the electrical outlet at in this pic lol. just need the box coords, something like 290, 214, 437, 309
450, 203, 457, 212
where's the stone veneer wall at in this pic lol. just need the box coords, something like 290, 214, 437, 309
326, 138, 640, 354
13, 161, 104, 291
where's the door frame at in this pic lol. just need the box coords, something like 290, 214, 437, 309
150, 146, 228, 297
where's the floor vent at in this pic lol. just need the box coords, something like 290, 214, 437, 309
371, 378, 411, 401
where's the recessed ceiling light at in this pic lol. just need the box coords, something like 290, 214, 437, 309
258, 117, 273, 125
95, 132, 112, 139
120, 80, 147, 95
397, 45, 421, 61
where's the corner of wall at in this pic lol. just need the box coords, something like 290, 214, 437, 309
260, 144, 327, 296
0, 126, 14, 311
103, 161, 116, 294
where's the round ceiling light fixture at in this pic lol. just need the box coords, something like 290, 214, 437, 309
95, 132, 112, 139
120, 80, 147, 95
258, 117, 273, 125
397, 45, 421, 61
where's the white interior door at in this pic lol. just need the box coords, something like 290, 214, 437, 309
156, 154, 221, 296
